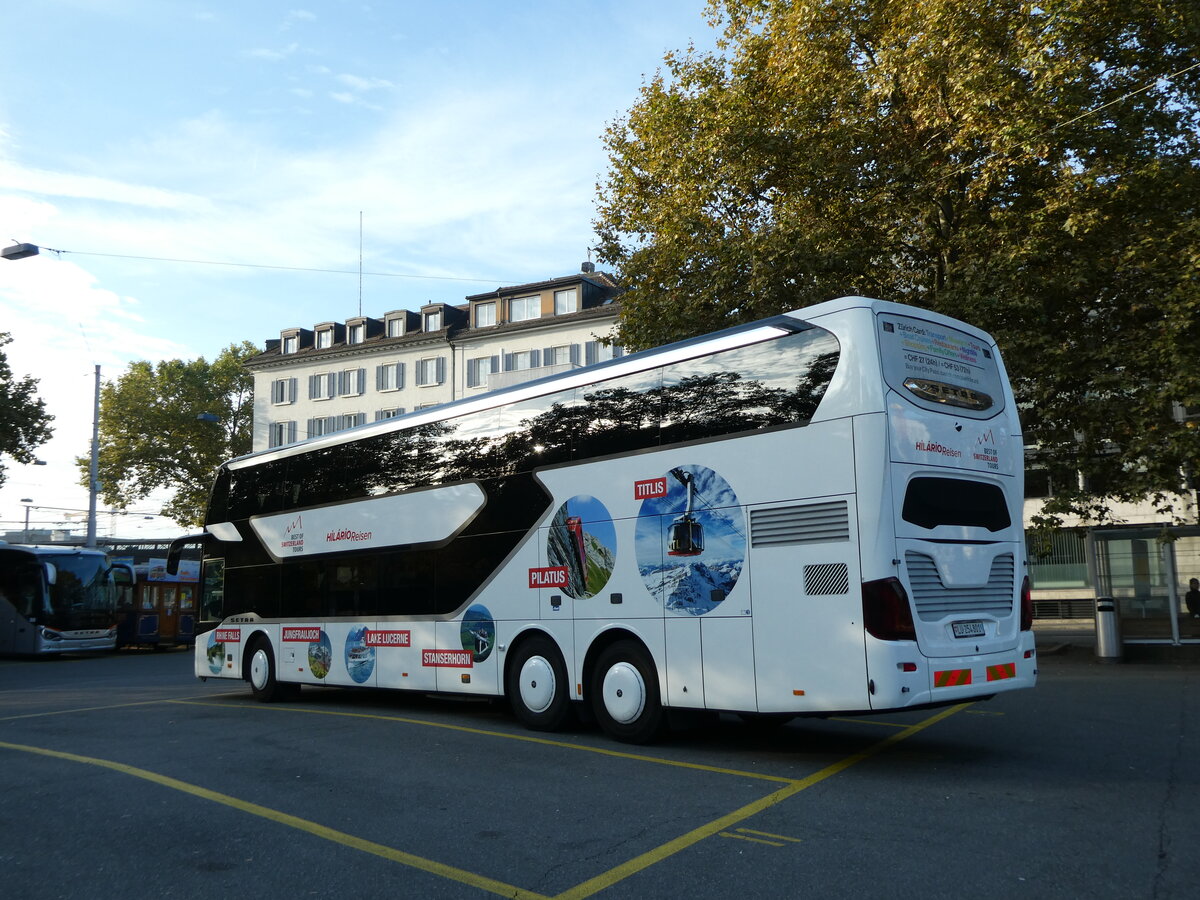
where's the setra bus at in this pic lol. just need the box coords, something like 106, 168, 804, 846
190, 296, 1035, 742
0, 542, 134, 655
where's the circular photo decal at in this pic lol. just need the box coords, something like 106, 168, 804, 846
460, 604, 496, 663
546, 495, 617, 599
205, 631, 223, 675
307, 630, 333, 679
635, 464, 746, 616
344, 625, 376, 683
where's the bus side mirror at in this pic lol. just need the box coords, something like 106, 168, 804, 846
167, 533, 206, 576
109, 563, 135, 585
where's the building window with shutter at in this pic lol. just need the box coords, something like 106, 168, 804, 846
338, 368, 366, 397
271, 377, 297, 405
416, 357, 445, 386
310, 372, 336, 400
375, 407, 404, 421
466, 355, 498, 388
376, 361, 404, 392
268, 421, 297, 448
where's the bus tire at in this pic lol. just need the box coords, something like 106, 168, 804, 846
590, 640, 664, 744
507, 634, 573, 731
247, 638, 299, 702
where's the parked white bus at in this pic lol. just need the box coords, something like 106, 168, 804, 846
190, 296, 1035, 742
0, 543, 133, 655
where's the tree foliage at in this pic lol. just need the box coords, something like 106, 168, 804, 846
595, 0, 1200, 524
81, 343, 257, 527
0, 332, 55, 486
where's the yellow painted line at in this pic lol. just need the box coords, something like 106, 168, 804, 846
0, 739, 547, 900
169, 699, 797, 785
553, 703, 971, 900
827, 716, 914, 729
719, 832, 784, 847
0, 691, 245, 723
736, 828, 802, 843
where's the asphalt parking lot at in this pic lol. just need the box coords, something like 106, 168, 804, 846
1, 645, 1197, 899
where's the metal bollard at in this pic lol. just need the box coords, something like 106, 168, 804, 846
1094, 596, 1123, 662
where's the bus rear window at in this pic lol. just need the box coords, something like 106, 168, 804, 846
902, 477, 1011, 532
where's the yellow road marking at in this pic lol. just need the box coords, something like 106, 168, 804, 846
827, 716, 915, 729
169, 699, 798, 784
0, 692, 245, 723
4, 694, 970, 897
736, 828, 802, 843
552, 703, 970, 900
719, 832, 784, 847
0, 739, 547, 900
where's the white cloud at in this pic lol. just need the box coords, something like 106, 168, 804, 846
335, 73, 395, 92
245, 42, 300, 62
0, 161, 212, 212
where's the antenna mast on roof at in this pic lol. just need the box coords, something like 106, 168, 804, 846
358, 211, 363, 317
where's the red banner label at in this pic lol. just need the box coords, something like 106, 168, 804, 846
213, 629, 240, 643
634, 477, 668, 500
282, 627, 321, 642
365, 630, 411, 647
529, 566, 569, 588
422, 649, 473, 668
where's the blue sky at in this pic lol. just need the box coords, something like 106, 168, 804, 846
0, 0, 715, 537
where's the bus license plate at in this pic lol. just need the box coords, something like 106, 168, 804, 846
952, 622, 986, 638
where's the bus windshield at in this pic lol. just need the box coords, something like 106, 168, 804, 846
44, 554, 115, 622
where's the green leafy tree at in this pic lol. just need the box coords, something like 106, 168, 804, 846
80, 343, 256, 526
595, 0, 1200, 525
0, 332, 54, 485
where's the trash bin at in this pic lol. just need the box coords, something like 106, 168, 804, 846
1094, 596, 1122, 662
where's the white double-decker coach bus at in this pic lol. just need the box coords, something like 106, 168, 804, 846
190, 296, 1035, 742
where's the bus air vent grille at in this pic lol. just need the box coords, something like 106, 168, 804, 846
804, 563, 850, 595
750, 501, 849, 547
904, 552, 1015, 622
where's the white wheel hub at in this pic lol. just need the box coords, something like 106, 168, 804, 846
519, 655, 556, 714
601, 661, 646, 724
250, 648, 270, 691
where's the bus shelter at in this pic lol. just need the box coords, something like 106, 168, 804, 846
1088, 526, 1200, 646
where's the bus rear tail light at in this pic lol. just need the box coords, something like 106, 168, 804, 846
863, 577, 916, 641
1019, 576, 1033, 631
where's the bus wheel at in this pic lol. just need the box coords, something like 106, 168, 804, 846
247, 639, 299, 702
507, 634, 573, 731
590, 640, 664, 744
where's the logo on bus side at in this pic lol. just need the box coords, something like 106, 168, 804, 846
529, 566, 569, 588
634, 477, 668, 499
422, 649, 474, 668
364, 630, 411, 647
282, 515, 304, 553
213, 629, 240, 643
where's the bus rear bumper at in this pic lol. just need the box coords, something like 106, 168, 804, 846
867, 631, 1038, 710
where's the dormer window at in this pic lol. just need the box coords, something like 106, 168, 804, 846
282, 334, 298, 354
348, 323, 364, 344
316, 328, 333, 349
554, 289, 578, 315
424, 309, 442, 331
386, 316, 404, 337
510, 296, 540, 322
475, 301, 496, 328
